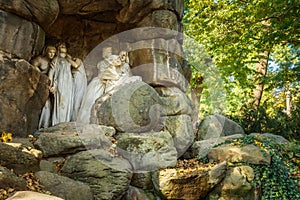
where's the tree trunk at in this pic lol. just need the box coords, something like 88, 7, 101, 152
286, 86, 291, 116
251, 51, 269, 109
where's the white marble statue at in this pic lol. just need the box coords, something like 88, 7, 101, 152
31, 45, 56, 129
77, 47, 121, 123
77, 47, 143, 124
70, 57, 87, 121
49, 42, 76, 126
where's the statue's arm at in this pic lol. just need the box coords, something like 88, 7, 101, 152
30, 56, 41, 72
66, 54, 81, 69
48, 59, 56, 93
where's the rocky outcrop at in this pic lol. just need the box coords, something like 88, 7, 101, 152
0, 59, 49, 137
34, 122, 115, 157
0, 10, 44, 60
183, 134, 244, 159
152, 161, 227, 199
122, 186, 156, 200
7, 191, 63, 200
155, 86, 194, 117
0, 142, 40, 174
116, 131, 177, 172
0, 0, 59, 30
0, 166, 27, 190
61, 150, 132, 200
91, 81, 163, 133
35, 171, 93, 200
197, 114, 245, 140
163, 114, 194, 157
208, 166, 257, 200
208, 144, 271, 165
47, 0, 185, 59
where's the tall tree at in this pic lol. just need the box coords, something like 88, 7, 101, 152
184, 0, 300, 113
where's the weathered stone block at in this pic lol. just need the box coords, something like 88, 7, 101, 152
0, 142, 40, 174
183, 134, 244, 159
122, 186, 156, 200
0, 10, 44, 60
0, 59, 49, 136
156, 87, 194, 116
208, 144, 271, 165
91, 81, 163, 133
34, 122, 115, 157
208, 166, 256, 200
0, 0, 59, 30
116, 131, 177, 172
0, 166, 27, 190
61, 150, 132, 200
7, 191, 63, 200
163, 115, 194, 157
35, 171, 93, 200
197, 114, 245, 140
138, 10, 179, 31
152, 161, 227, 199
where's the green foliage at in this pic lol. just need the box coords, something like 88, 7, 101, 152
230, 86, 300, 140
209, 135, 300, 199
184, 0, 300, 139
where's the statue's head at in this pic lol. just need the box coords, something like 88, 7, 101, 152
56, 42, 67, 58
102, 47, 112, 59
119, 51, 129, 63
107, 55, 121, 67
44, 46, 56, 60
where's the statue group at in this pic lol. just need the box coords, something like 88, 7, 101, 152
31, 44, 136, 128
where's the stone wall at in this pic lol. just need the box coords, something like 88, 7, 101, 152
0, 0, 190, 137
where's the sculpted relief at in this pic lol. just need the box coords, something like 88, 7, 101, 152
32, 44, 138, 128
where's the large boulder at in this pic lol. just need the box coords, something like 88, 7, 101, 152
0, 10, 44, 60
130, 172, 154, 190
183, 134, 244, 159
250, 133, 289, 144
61, 150, 132, 200
35, 171, 93, 200
0, 59, 49, 137
34, 122, 115, 157
155, 87, 194, 117
152, 161, 227, 199
0, 142, 40, 174
0, 166, 27, 190
163, 115, 194, 157
208, 166, 256, 200
122, 186, 156, 200
197, 114, 245, 140
91, 81, 163, 133
7, 191, 63, 200
0, 0, 59, 30
208, 144, 271, 165
116, 131, 177, 172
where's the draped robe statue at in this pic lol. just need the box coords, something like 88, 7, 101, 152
71, 58, 87, 121
49, 43, 74, 126
77, 47, 121, 124
77, 48, 141, 124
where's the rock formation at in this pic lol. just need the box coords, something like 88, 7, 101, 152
0, 1, 279, 200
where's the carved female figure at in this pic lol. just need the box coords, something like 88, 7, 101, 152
48, 42, 75, 125
70, 56, 87, 121
77, 47, 121, 124
31, 46, 56, 74
31, 45, 56, 129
